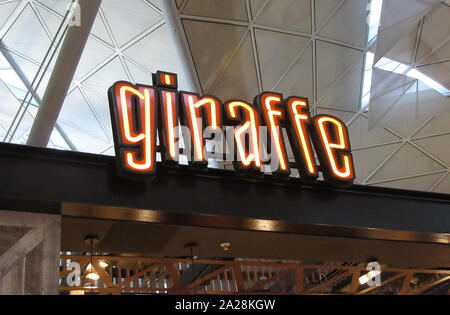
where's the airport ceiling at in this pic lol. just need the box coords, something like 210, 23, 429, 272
0, 0, 449, 193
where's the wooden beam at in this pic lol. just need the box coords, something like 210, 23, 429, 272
115, 263, 163, 288
348, 270, 361, 294
166, 263, 182, 290
294, 267, 304, 294
248, 269, 292, 292
408, 275, 450, 295
232, 265, 245, 292
357, 273, 406, 295
400, 273, 413, 295
0, 228, 43, 279
305, 270, 353, 294
173, 265, 231, 294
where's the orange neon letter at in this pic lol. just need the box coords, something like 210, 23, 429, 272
285, 97, 318, 181
257, 92, 290, 175
225, 100, 262, 172
180, 93, 222, 164
108, 82, 157, 178
311, 115, 355, 186
159, 89, 179, 162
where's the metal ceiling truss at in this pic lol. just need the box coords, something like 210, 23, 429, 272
0, 0, 166, 153
59, 255, 450, 295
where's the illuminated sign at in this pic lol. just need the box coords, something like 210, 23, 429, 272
108, 71, 355, 187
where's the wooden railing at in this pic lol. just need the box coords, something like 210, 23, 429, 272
59, 256, 450, 295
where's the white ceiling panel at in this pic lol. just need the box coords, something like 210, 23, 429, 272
182, 0, 248, 22
182, 19, 248, 93
352, 143, 402, 183
253, 0, 312, 34
370, 143, 446, 183
254, 28, 310, 91
318, 0, 368, 47
316, 40, 362, 100
316, 53, 364, 112
413, 134, 450, 166
433, 173, 450, 194
211, 32, 259, 103
274, 42, 313, 100
57, 87, 108, 142
101, 0, 163, 47
348, 115, 400, 149
372, 172, 445, 191
2, 4, 51, 64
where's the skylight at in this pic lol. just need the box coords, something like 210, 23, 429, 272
361, 0, 449, 110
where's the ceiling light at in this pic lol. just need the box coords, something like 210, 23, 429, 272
220, 242, 231, 251
98, 261, 109, 268
85, 271, 100, 281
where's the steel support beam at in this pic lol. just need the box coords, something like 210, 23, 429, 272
160, 0, 202, 93
0, 45, 77, 150
27, 0, 102, 147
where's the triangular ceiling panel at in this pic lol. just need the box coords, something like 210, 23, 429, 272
7, 51, 52, 99
182, 19, 248, 93
348, 115, 400, 149
316, 54, 364, 112
124, 23, 189, 90
124, 59, 153, 85
274, 43, 313, 102
0, 1, 19, 29
370, 70, 450, 131
0, 78, 22, 134
253, 0, 311, 34
249, 0, 266, 19
413, 112, 450, 138
182, 0, 248, 22
373, 0, 439, 64
35, 0, 73, 16
417, 62, 450, 89
101, 0, 163, 47
433, 174, 450, 194
372, 172, 444, 191
315, 108, 356, 124
254, 28, 310, 91
56, 121, 110, 154
82, 56, 128, 96
351, 143, 402, 183
314, 0, 342, 32
74, 35, 115, 80
413, 134, 450, 166
369, 81, 418, 130
416, 81, 450, 117
33, 3, 65, 39
176, 0, 184, 9
318, 0, 368, 48
418, 41, 450, 66
83, 88, 113, 138
58, 87, 109, 142
368, 69, 418, 129
211, 33, 259, 103
415, 3, 450, 65
10, 108, 34, 144
370, 68, 417, 96
316, 40, 361, 101
370, 143, 445, 183
2, 4, 51, 63
385, 23, 419, 65
90, 11, 115, 47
